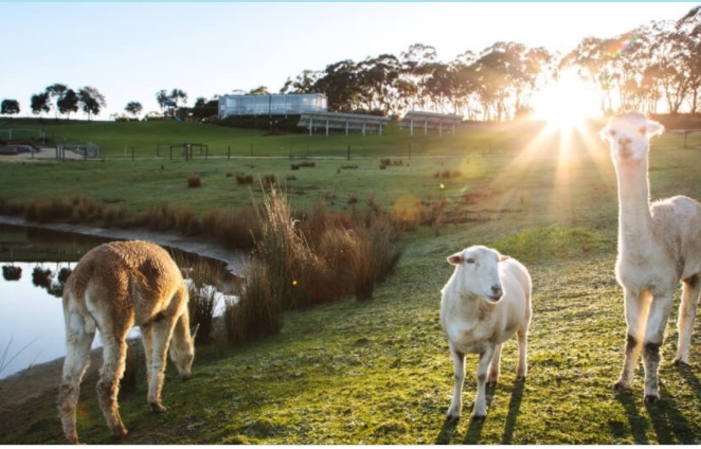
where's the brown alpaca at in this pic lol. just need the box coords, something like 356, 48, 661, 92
58, 240, 197, 444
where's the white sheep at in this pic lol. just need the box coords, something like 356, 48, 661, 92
600, 112, 701, 402
440, 245, 532, 420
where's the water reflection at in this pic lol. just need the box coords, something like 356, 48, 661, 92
0, 223, 239, 380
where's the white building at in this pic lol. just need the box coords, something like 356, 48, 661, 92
218, 93, 327, 118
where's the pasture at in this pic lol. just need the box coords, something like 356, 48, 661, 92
1, 118, 701, 443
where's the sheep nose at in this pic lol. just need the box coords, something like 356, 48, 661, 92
491, 286, 503, 298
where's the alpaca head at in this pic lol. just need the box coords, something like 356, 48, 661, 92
599, 112, 664, 163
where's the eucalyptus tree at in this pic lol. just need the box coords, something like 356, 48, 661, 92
399, 43, 439, 111
124, 101, 143, 118
356, 53, 401, 115
311, 59, 363, 112
169, 88, 188, 106
1, 99, 20, 116
247, 86, 270, 95
45, 83, 68, 118
156, 89, 169, 112
30, 92, 51, 116
77, 86, 106, 120
279, 69, 321, 94
57, 89, 79, 119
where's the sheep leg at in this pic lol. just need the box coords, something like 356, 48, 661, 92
58, 311, 95, 444
487, 343, 503, 387
674, 274, 701, 366
516, 325, 528, 380
96, 334, 128, 437
614, 289, 648, 391
642, 295, 673, 402
472, 345, 495, 420
147, 316, 178, 413
446, 346, 465, 421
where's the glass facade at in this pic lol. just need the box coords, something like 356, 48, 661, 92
218, 93, 327, 118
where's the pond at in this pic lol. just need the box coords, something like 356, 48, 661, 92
0, 223, 240, 380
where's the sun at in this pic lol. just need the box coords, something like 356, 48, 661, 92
530, 71, 599, 130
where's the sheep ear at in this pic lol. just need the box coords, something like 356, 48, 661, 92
447, 254, 463, 265
499, 255, 510, 262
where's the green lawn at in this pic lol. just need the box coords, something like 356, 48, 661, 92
1, 119, 701, 444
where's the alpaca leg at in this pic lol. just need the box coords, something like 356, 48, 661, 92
488, 343, 503, 387
614, 289, 648, 391
674, 275, 701, 365
58, 311, 95, 444
472, 345, 496, 420
446, 346, 465, 421
516, 325, 528, 380
96, 334, 129, 437
147, 317, 178, 413
642, 296, 674, 402
140, 323, 154, 393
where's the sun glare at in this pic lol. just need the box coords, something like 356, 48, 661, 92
531, 72, 599, 130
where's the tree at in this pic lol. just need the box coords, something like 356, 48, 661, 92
124, 101, 143, 119
57, 89, 79, 119
169, 88, 187, 106
1, 99, 20, 115
247, 86, 270, 96
45, 83, 67, 118
30, 92, 51, 116
156, 89, 169, 112
77, 86, 106, 120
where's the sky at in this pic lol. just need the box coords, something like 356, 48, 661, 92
0, 2, 696, 120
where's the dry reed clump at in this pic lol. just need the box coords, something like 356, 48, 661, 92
0, 197, 23, 216
235, 173, 254, 185
24, 197, 73, 223
69, 195, 104, 224
187, 173, 201, 188
223, 259, 283, 346
201, 208, 259, 250
262, 174, 277, 186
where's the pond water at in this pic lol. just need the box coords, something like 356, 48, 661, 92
0, 224, 238, 380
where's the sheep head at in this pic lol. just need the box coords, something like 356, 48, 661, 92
447, 245, 509, 302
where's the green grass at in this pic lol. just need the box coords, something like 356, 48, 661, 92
2, 119, 701, 444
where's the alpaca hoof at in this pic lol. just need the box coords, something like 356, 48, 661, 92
644, 394, 660, 403
471, 413, 486, 421
613, 380, 630, 391
516, 375, 526, 382
150, 402, 168, 413
111, 426, 128, 438
673, 358, 688, 367
445, 413, 460, 423
487, 380, 498, 388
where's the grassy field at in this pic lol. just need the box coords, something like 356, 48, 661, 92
1, 118, 701, 444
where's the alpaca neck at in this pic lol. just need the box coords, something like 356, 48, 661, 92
615, 157, 653, 250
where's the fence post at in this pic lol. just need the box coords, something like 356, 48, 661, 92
347, 144, 350, 161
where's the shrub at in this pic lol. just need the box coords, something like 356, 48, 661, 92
235, 173, 253, 185
187, 173, 201, 188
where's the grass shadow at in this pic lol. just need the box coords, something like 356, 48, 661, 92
613, 389, 649, 444
644, 383, 696, 444
677, 362, 701, 402
434, 419, 459, 445
462, 386, 496, 444
501, 379, 526, 444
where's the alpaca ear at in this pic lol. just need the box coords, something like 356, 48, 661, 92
598, 126, 614, 142
645, 120, 664, 137
499, 255, 510, 262
191, 323, 200, 341
447, 253, 463, 265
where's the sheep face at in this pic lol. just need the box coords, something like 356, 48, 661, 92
447, 245, 508, 302
599, 112, 664, 162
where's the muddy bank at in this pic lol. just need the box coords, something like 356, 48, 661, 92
0, 215, 248, 275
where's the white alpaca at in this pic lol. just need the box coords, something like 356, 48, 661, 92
600, 112, 701, 402
440, 245, 532, 420
58, 240, 198, 444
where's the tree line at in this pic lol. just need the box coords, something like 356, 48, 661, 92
3, 6, 701, 122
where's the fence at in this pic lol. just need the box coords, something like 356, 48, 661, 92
0, 128, 48, 143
